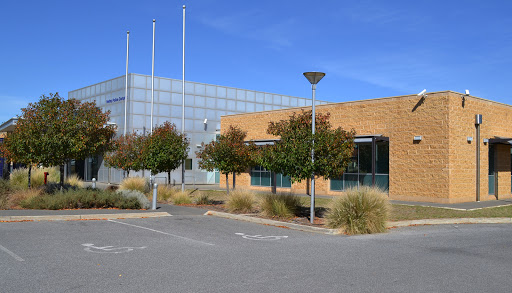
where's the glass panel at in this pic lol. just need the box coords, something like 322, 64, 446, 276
376, 142, 389, 174
359, 143, 372, 174
215, 171, 220, 184
217, 87, 227, 98
360, 174, 373, 186
281, 175, 291, 188
185, 159, 192, 170
375, 174, 389, 191
246, 91, 255, 101
250, 172, 259, 185
206, 85, 216, 97
261, 171, 271, 186
227, 88, 236, 99
330, 178, 343, 191
489, 145, 495, 175
345, 147, 358, 173
489, 175, 495, 195
344, 174, 359, 189
274, 172, 281, 187
264, 94, 272, 104
237, 89, 246, 100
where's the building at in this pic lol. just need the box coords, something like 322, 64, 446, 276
68, 73, 328, 184
220, 91, 512, 203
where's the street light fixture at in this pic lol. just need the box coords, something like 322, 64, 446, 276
303, 71, 325, 224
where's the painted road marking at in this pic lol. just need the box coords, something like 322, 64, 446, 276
0, 244, 25, 262
82, 243, 146, 254
235, 233, 288, 241
108, 219, 215, 246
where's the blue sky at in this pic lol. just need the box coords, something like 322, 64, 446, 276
1, 0, 512, 123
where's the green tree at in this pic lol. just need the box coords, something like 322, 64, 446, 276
0, 93, 116, 187
105, 132, 145, 177
196, 125, 253, 194
143, 121, 189, 184
259, 110, 356, 184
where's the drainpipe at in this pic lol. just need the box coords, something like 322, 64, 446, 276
476, 114, 482, 202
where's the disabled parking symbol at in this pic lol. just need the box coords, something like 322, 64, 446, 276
82, 243, 146, 254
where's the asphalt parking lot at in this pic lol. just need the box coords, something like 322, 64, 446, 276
2, 214, 512, 293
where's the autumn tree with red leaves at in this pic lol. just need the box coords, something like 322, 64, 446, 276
0, 93, 116, 187
196, 125, 253, 194
143, 121, 189, 184
104, 132, 145, 177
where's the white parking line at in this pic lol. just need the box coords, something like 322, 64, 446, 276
0, 244, 25, 262
108, 219, 215, 246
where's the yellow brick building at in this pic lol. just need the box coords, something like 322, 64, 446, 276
220, 91, 512, 203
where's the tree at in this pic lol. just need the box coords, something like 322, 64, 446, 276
259, 110, 355, 184
104, 132, 145, 177
196, 125, 253, 194
143, 121, 189, 184
0, 93, 116, 187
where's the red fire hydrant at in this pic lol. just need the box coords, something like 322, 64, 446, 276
44, 172, 49, 185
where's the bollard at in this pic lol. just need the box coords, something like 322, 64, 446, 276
44, 172, 49, 185
152, 183, 158, 210
92, 178, 96, 189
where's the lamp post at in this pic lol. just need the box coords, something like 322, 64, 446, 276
303, 71, 325, 224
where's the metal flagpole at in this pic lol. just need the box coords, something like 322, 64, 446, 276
124, 31, 130, 136
151, 19, 156, 133
181, 5, 186, 192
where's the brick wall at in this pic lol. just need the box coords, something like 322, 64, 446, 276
220, 91, 512, 203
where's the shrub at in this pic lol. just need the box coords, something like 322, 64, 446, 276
43, 182, 78, 194
21, 189, 143, 210
260, 192, 301, 218
195, 193, 211, 205
171, 191, 193, 205
65, 174, 84, 188
119, 177, 148, 193
116, 190, 151, 209
226, 189, 255, 213
326, 186, 390, 235
157, 185, 178, 202
8, 188, 42, 209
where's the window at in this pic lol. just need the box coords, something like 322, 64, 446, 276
185, 159, 193, 170
250, 166, 291, 188
331, 140, 389, 192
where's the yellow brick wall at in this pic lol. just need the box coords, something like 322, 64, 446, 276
220, 91, 512, 203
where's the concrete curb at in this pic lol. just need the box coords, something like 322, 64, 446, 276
205, 211, 512, 235
0, 212, 171, 222
204, 210, 340, 235
388, 217, 512, 227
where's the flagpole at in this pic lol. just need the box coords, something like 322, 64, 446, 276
124, 31, 129, 136
181, 5, 186, 192
151, 19, 156, 133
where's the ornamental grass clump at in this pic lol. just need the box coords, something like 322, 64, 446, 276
260, 192, 301, 218
21, 189, 143, 210
326, 186, 390, 235
194, 193, 212, 205
119, 177, 148, 193
226, 189, 255, 213
65, 174, 84, 188
157, 185, 179, 202
171, 191, 193, 205
116, 190, 151, 209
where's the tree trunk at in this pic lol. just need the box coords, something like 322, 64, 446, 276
225, 173, 230, 195
271, 172, 277, 194
168, 171, 171, 186
27, 165, 32, 189
233, 173, 236, 190
60, 164, 65, 188
127, 170, 130, 177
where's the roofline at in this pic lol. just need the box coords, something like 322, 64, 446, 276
0, 118, 18, 133
222, 90, 512, 117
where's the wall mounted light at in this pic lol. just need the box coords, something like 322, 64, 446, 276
203, 118, 207, 124
483, 138, 489, 144
467, 136, 473, 143
417, 89, 427, 99
413, 136, 422, 141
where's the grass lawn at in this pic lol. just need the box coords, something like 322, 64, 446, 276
199, 190, 512, 221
